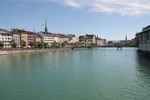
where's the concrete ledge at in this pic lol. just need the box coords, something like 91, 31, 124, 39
0, 47, 97, 55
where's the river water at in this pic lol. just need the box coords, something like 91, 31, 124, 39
0, 47, 150, 100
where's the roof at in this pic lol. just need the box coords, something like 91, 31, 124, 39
0, 29, 12, 34
142, 25, 150, 32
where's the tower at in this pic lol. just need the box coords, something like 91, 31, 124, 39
45, 19, 48, 33
125, 34, 127, 42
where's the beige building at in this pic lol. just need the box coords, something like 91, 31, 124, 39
0, 29, 12, 48
96, 38, 106, 46
35, 34, 42, 42
21, 32, 28, 46
79, 34, 96, 44
67, 34, 79, 43
53, 34, 69, 43
79, 34, 105, 46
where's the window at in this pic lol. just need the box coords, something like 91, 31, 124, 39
149, 31, 150, 40
143, 33, 147, 40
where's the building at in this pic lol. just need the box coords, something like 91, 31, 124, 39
96, 38, 106, 46
0, 29, 12, 48
79, 34, 105, 46
35, 34, 42, 42
67, 34, 79, 43
79, 34, 96, 43
53, 33, 69, 43
12, 29, 21, 47
27, 32, 36, 46
136, 25, 150, 52
37, 32, 54, 45
20, 32, 28, 46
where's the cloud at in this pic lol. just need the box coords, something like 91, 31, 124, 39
49, 0, 150, 16
10, 0, 150, 16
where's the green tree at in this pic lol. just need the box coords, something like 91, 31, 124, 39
21, 40, 26, 48
29, 42, 36, 48
56, 42, 61, 47
0, 42, 4, 48
43, 42, 49, 48
51, 41, 57, 47
61, 43, 66, 47
10, 39, 17, 48
51, 42, 61, 47
36, 42, 44, 48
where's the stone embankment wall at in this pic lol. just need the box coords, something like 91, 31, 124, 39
0, 47, 95, 55
0, 48, 72, 55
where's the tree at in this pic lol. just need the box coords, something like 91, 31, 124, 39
51, 42, 61, 48
0, 42, 4, 48
36, 42, 44, 48
21, 40, 26, 48
29, 42, 36, 48
51, 41, 57, 47
10, 39, 17, 48
43, 42, 49, 48
61, 43, 66, 47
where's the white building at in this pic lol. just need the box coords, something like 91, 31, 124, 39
67, 34, 79, 43
37, 32, 54, 45
0, 29, 12, 48
96, 38, 106, 46
12, 29, 21, 47
53, 34, 69, 43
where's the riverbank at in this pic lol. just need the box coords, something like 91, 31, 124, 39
0, 47, 97, 55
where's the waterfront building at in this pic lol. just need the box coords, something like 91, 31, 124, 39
35, 34, 42, 42
79, 34, 96, 43
107, 41, 114, 46
27, 32, 36, 46
79, 34, 105, 46
37, 32, 54, 45
12, 29, 36, 47
67, 34, 79, 43
0, 29, 12, 48
12, 29, 21, 47
96, 38, 106, 46
136, 25, 150, 52
53, 33, 69, 43
20, 32, 28, 46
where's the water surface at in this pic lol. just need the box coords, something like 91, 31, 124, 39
0, 48, 150, 100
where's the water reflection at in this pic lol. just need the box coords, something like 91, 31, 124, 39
136, 51, 150, 88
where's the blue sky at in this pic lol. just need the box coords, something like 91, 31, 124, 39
0, 0, 150, 40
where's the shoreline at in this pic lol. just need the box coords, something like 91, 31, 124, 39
0, 47, 98, 55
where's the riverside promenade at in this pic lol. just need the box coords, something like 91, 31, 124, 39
0, 46, 96, 55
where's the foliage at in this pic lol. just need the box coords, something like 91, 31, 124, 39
36, 42, 44, 48
10, 39, 17, 48
0, 42, 4, 48
61, 43, 66, 47
21, 40, 26, 48
43, 42, 49, 48
51, 42, 61, 47
29, 42, 36, 47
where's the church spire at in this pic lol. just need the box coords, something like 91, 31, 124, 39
45, 19, 48, 33
125, 34, 127, 42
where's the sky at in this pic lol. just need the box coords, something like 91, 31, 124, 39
0, 0, 150, 40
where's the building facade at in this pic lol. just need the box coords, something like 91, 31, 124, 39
27, 32, 36, 46
35, 34, 42, 42
137, 25, 150, 52
12, 29, 21, 47
37, 32, 54, 45
0, 29, 12, 48
79, 34, 105, 46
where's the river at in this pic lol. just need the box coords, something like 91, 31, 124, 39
0, 47, 150, 100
